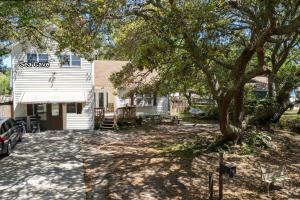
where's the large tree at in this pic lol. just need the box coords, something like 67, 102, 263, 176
2, 1, 300, 142
109, 1, 300, 141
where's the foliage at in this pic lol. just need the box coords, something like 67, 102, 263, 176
154, 138, 207, 157
0, 70, 10, 95
112, 124, 121, 131
94, 122, 101, 130
279, 110, 300, 133
1, 1, 300, 141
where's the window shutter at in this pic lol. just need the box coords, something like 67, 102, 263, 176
153, 94, 157, 106
27, 104, 33, 115
77, 103, 83, 114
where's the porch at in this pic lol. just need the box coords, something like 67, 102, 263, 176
94, 106, 137, 129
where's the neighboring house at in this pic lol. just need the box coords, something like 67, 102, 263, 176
0, 95, 13, 118
249, 76, 268, 98
94, 60, 169, 117
11, 43, 94, 130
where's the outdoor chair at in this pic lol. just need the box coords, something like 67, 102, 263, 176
260, 164, 291, 195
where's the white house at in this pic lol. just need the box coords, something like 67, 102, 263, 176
11, 43, 94, 130
94, 60, 169, 117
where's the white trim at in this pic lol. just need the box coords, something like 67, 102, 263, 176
60, 53, 82, 68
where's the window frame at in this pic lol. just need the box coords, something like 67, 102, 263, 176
27, 53, 49, 63
60, 53, 81, 68
135, 93, 154, 107
67, 103, 77, 113
66, 103, 83, 114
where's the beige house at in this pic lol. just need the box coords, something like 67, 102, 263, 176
94, 60, 169, 117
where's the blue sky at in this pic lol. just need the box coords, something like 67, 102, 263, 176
2, 55, 11, 68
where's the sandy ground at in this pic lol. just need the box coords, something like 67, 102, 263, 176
81, 124, 300, 200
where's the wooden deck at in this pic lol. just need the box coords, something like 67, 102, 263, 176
94, 106, 137, 129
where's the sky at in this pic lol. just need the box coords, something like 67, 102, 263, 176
2, 55, 11, 68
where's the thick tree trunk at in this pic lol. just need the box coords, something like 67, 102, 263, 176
218, 98, 241, 142
233, 87, 244, 127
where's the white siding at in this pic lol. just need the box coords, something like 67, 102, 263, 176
115, 94, 169, 117
12, 43, 94, 130
136, 97, 169, 117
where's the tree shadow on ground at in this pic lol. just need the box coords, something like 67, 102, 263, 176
81, 125, 300, 200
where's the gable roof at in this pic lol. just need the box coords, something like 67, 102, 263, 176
94, 60, 129, 90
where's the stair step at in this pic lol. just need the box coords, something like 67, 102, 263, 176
104, 119, 114, 122
101, 126, 113, 129
103, 122, 114, 124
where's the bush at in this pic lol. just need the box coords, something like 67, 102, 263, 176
112, 124, 120, 131
279, 114, 300, 133
240, 130, 272, 154
94, 122, 100, 130
203, 106, 219, 120
251, 98, 280, 125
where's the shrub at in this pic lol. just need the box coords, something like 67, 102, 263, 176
240, 130, 272, 154
203, 106, 219, 120
94, 122, 100, 130
251, 98, 280, 125
279, 115, 300, 133
112, 124, 120, 131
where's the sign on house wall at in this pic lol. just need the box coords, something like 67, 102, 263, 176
18, 62, 50, 68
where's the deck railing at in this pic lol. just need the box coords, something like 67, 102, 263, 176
115, 106, 136, 123
94, 107, 105, 123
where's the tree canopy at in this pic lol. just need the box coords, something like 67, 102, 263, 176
1, 0, 300, 141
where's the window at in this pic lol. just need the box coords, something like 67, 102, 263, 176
60, 55, 70, 65
71, 55, 81, 66
27, 54, 38, 63
52, 104, 59, 116
27, 53, 49, 63
38, 54, 49, 63
67, 103, 76, 113
67, 103, 83, 114
135, 94, 154, 107
60, 54, 81, 67
144, 94, 153, 106
135, 94, 143, 106
99, 93, 104, 108
36, 104, 46, 114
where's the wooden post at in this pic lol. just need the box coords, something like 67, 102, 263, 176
209, 172, 214, 200
219, 152, 224, 200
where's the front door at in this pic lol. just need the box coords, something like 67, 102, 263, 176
47, 104, 63, 130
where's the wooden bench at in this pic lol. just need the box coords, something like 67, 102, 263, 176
260, 164, 291, 195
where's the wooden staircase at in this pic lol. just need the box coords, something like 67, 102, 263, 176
101, 117, 114, 130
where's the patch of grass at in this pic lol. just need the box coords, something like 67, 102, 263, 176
279, 111, 300, 133
154, 138, 208, 157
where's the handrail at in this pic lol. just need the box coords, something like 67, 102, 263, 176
115, 106, 136, 123
94, 107, 105, 123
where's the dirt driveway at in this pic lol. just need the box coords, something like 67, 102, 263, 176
0, 131, 86, 200
81, 125, 300, 200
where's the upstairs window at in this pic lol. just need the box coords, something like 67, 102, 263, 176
27, 53, 48, 63
60, 54, 81, 67
27, 54, 37, 63
38, 54, 49, 63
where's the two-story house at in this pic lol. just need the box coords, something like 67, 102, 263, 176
11, 43, 94, 130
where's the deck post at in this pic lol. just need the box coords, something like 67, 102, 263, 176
219, 152, 224, 200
